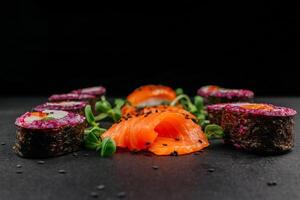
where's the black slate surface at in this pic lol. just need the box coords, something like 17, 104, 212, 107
1, 97, 299, 200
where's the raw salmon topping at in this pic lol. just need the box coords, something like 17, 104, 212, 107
121, 105, 196, 120
102, 111, 209, 155
127, 85, 177, 107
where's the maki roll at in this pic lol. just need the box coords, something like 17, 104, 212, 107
71, 86, 106, 99
14, 110, 86, 158
207, 102, 249, 125
49, 93, 96, 111
221, 103, 297, 154
34, 101, 87, 115
197, 85, 254, 105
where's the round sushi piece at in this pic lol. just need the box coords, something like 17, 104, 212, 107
197, 85, 254, 105
71, 86, 106, 98
207, 102, 250, 125
14, 110, 86, 158
221, 103, 297, 154
127, 85, 177, 107
34, 101, 87, 115
49, 93, 96, 112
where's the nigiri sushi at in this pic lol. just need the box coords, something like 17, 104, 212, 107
127, 85, 177, 107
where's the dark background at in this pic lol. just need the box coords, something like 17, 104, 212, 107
2, 1, 300, 96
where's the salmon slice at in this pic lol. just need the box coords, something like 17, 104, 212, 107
121, 105, 196, 120
127, 85, 177, 107
102, 111, 209, 155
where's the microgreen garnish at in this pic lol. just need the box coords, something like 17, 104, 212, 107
95, 96, 125, 122
100, 138, 117, 157
171, 89, 207, 127
171, 88, 224, 139
204, 124, 224, 139
83, 104, 116, 157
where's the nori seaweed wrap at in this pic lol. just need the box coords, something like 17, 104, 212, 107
14, 110, 86, 158
221, 103, 297, 154
207, 103, 250, 125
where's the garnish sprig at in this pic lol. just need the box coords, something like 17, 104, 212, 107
171, 88, 224, 139
83, 105, 116, 157
95, 96, 125, 122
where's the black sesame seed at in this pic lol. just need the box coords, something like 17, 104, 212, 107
117, 192, 126, 198
16, 170, 23, 174
175, 138, 180, 141
208, 168, 215, 172
162, 144, 168, 146
152, 165, 159, 170
90, 192, 98, 198
198, 140, 203, 143
96, 185, 105, 190
58, 169, 66, 174
145, 142, 151, 146
37, 160, 45, 164
16, 164, 22, 168
267, 181, 277, 186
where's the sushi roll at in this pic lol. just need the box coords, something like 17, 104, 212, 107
127, 85, 177, 107
14, 110, 86, 158
71, 86, 106, 99
34, 101, 87, 115
197, 85, 254, 105
49, 93, 96, 111
221, 103, 297, 154
207, 102, 250, 125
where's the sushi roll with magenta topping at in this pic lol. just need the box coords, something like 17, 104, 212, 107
221, 103, 297, 154
34, 101, 87, 115
197, 85, 254, 105
207, 102, 250, 125
14, 110, 86, 158
71, 86, 106, 98
49, 93, 96, 112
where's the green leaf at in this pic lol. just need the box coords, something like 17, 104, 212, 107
175, 88, 184, 96
188, 103, 198, 114
114, 98, 125, 109
100, 138, 116, 157
95, 101, 111, 113
95, 113, 109, 121
194, 96, 204, 111
85, 105, 96, 125
84, 131, 101, 150
204, 124, 224, 139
